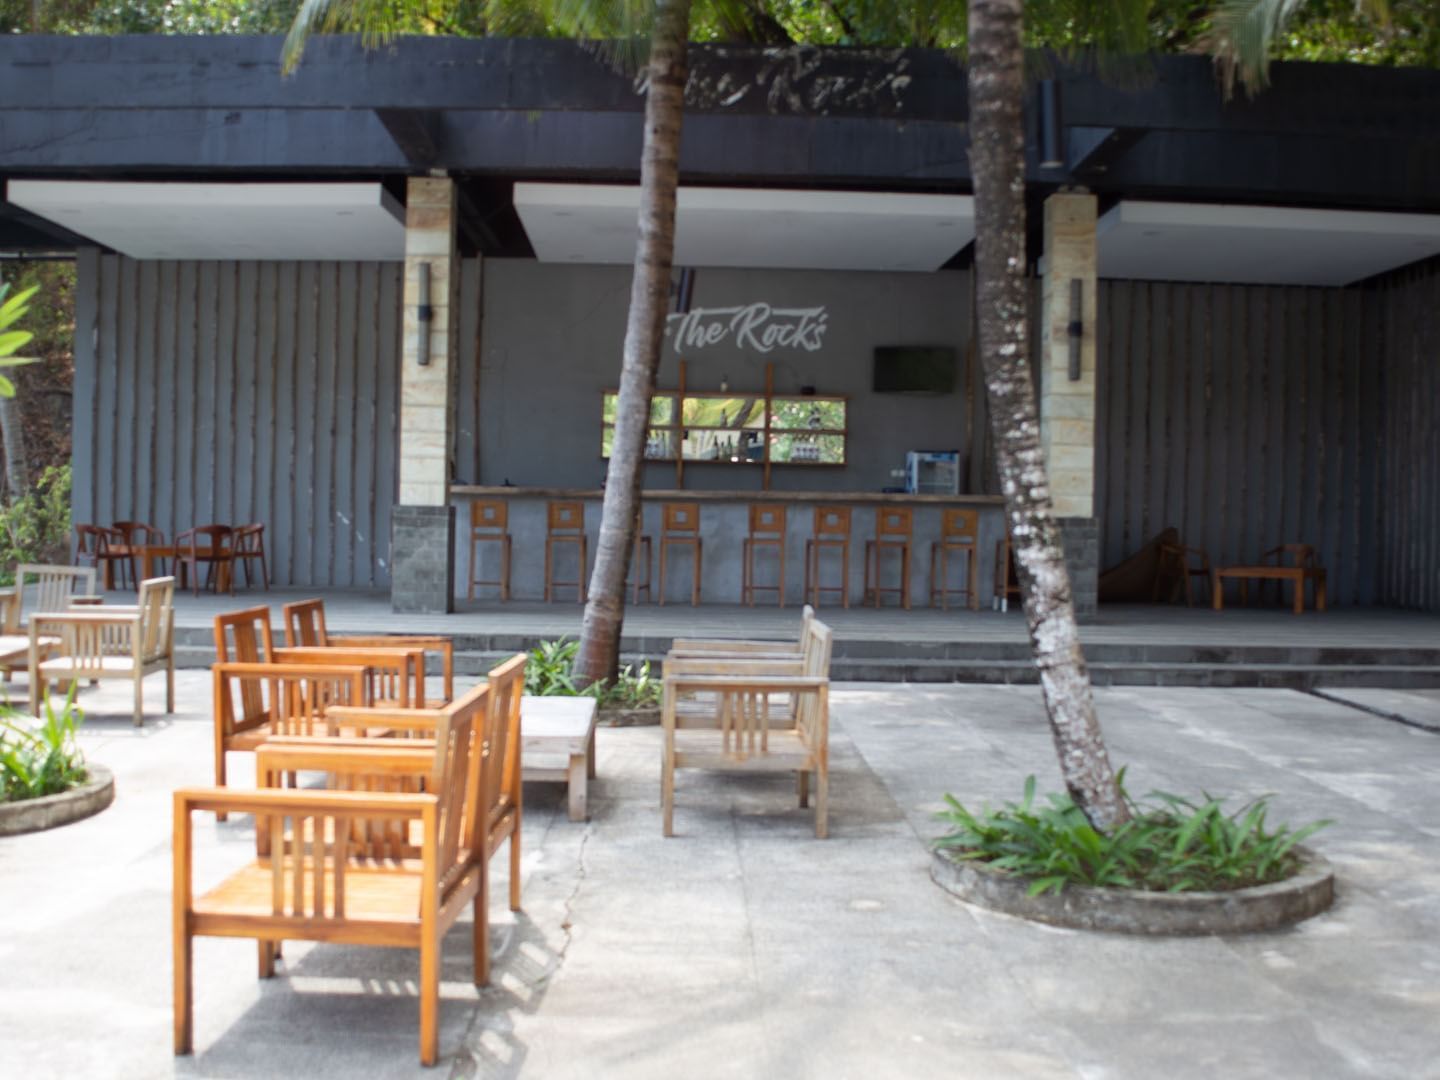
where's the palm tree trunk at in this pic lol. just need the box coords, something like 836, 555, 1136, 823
967, 0, 1129, 830
574, 0, 692, 687
0, 389, 24, 500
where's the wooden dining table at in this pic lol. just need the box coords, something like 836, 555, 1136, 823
109, 544, 232, 592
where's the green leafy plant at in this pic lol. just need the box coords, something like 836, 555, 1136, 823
936, 772, 1330, 896
0, 464, 72, 582
0, 686, 87, 803
514, 639, 661, 709
0, 282, 39, 398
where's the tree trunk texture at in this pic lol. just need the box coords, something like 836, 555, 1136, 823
0, 388, 25, 500
966, 0, 1129, 830
573, 0, 692, 687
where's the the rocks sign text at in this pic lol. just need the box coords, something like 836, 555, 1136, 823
666, 303, 829, 354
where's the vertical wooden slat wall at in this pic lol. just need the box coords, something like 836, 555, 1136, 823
1094, 279, 1390, 608
74, 253, 402, 588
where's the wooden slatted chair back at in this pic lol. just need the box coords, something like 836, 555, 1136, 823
283, 598, 328, 647
433, 683, 492, 896
474, 654, 525, 858
214, 606, 276, 725
137, 576, 175, 661
14, 564, 98, 629
794, 620, 833, 748
274, 646, 421, 709
214, 662, 369, 742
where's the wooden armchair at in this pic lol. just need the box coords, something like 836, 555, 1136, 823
0, 563, 99, 679
175, 524, 235, 596
669, 604, 814, 659
233, 523, 270, 590
174, 679, 507, 1067
29, 575, 175, 726
661, 619, 834, 838
75, 524, 131, 589
283, 597, 455, 702
113, 521, 167, 584
1155, 543, 1212, 607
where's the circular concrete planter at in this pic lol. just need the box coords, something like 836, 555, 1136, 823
598, 705, 661, 728
0, 764, 115, 837
931, 846, 1334, 935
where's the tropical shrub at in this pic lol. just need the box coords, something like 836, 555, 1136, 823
0, 687, 87, 803
936, 773, 1330, 896
0, 464, 72, 582
515, 639, 661, 709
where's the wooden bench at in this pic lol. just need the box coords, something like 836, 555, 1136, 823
521, 695, 599, 822
1212, 544, 1327, 615
175, 659, 525, 1067
661, 619, 834, 838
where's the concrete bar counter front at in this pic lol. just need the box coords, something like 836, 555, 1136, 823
452, 487, 1008, 608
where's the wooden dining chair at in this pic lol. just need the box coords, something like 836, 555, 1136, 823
113, 521, 166, 586
232, 523, 270, 590
174, 525, 235, 596
282, 596, 455, 702
74, 524, 131, 590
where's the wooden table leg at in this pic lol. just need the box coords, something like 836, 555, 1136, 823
1292, 570, 1304, 614
567, 753, 587, 822
1211, 572, 1223, 611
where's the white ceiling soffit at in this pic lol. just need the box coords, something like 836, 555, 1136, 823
514, 183, 976, 272
5, 181, 405, 261
1097, 201, 1440, 287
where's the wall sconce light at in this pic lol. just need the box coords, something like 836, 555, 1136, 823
719, 373, 730, 393
1067, 277, 1083, 381
416, 261, 433, 366
1038, 79, 1064, 169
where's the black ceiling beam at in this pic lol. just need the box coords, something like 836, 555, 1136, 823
1066, 126, 1145, 178
375, 107, 445, 169
4, 36, 1440, 142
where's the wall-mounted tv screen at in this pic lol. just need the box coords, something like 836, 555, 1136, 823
873, 346, 957, 394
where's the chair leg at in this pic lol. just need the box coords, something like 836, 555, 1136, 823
475, 857, 491, 986
173, 928, 193, 1054
419, 926, 440, 1067
166, 657, 176, 714
816, 765, 829, 839
133, 675, 144, 727
509, 823, 522, 911
797, 769, 809, 808
662, 718, 676, 837
258, 940, 276, 978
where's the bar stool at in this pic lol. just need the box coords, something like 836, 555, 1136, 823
741, 503, 787, 607
994, 536, 1022, 612
658, 502, 702, 606
804, 506, 851, 608
467, 499, 512, 601
628, 507, 652, 604
863, 506, 914, 609
544, 501, 587, 603
929, 509, 979, 611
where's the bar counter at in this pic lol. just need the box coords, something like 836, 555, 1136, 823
450, 487, 1008, 607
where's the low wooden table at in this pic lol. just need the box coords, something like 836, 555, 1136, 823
1212, 565, 1327, 614
521, 695, 599, 822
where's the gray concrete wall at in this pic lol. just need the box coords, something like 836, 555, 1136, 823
466, 261, 976, 494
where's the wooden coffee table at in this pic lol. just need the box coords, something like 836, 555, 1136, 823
1212, 565, 1327, 614
521, 695, 599, 822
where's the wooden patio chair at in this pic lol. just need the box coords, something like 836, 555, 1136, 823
0, 563, 98, 681
175, 524, 235, 596
75, 524, 131, 590
661, 619, 834, 838
113, 521, 167, 585
669, 604, 814, 659
1155, 542, 1212, 607
283, 597, 455, 702
29, 575, 176, 726
232, 523, 270, 590
174, 679, 504, 1066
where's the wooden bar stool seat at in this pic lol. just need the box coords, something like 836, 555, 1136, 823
544, 501, 587, 603
804, 506, 851, 608
929, 509, 979, 611
467, 499, 512, 601
658, 502, 702, 606
742, 503, 787, 607
863, 506, 914, 609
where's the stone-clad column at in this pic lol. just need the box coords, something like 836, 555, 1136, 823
1040, 192, 1099, 620
392, 176, 459, 613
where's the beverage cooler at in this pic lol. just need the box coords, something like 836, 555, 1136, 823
905, 451, 961, 495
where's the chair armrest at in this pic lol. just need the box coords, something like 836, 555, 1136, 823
30, 611, 141, 628
669, 638, 801, 653
324, 705, 446, 732
664, 674, 829, 692
0, 590, 17, 634
663, 657, 804, 676
214, 660, 370, 679
175, 786, 435, 818
331, 634, 453, 651
256, 741, 438, 777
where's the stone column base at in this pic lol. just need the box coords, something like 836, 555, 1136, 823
391, 505, 455, 614
1056, 517, 1099, 623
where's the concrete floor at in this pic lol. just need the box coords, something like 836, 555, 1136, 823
2, 673, 1439, 1079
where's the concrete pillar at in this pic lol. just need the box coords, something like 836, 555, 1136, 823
392, 176, 460, 614
1039, 192, 1100, 620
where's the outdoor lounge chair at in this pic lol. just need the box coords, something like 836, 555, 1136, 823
0, 563, 99, 680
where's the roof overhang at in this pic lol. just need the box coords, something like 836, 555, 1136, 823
514, 183, 975, 272
5, 180, 405, 261
1096, 200, 1440, 286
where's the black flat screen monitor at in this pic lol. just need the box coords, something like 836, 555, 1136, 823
873, 346, 957, 394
